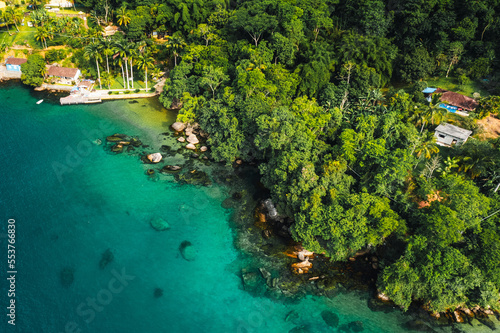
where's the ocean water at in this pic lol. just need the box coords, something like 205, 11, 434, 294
0, 82, 496, 333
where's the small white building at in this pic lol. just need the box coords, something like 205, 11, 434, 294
434, 123, 472, 147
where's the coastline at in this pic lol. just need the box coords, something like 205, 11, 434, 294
1, 81, 499, 332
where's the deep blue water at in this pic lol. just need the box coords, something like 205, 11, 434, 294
0, 82, 494, 333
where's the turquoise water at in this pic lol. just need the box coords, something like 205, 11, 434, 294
0, 82, 496, 333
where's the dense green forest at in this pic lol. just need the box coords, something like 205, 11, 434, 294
71, 0, 500, 314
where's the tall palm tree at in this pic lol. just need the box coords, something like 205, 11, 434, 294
126, 43, 138, 89
136, 53, 154, 91
84, 42, 103, 89
100, 37, 113, 77
116, 7, 131, 27
113, 41, 128, 89
165, 33, 186, 66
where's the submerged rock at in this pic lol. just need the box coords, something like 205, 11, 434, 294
321, 310, 339, 328
241, 269, 259, 290
348, 321, 364, 332
401, 319, 437, 332
154, 288, 164, 298
111, 144, 123, 153
60, 267, 75, 287
259, 267, 271, 280
175, 170, 212, 186
106, 133, 129, 142
476, 316, 496, 331
285, 310, 299, 323
179, 240, 196, 261
172, 122, 186, 132
99, 249, 114, 269
150, 217, 170, 231
146, 169, 155, 175
160, 165, 182, 173
159, 145, 171, 153
129, 138, 142, 147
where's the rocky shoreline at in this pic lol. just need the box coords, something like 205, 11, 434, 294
99, 120, 499, 332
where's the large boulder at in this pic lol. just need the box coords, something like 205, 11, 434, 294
172, 122, 186, 132
147, 153, 162, 163
150, 217, 170, 231
187, 134, 199, 144
177, 137, 186, 143
200, 146, 208, 152
185, 143, 196, 150
179, 240, 196, 261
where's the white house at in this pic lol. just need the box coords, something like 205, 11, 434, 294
434, 123, 472, 147
47, 66, 81, 84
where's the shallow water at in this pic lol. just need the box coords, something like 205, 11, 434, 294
0, 82, 496, 333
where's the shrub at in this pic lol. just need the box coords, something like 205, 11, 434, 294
108, 91, 113, 95
135, 88, 140, 93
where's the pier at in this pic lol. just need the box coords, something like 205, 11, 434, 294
60, 93, 102, 105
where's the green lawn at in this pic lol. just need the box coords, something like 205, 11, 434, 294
98, 75, 150, 90
0, 23, 39, 49
426, 76, 489, 98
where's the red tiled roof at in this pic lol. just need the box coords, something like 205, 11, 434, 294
6, 57, 27, 66
47, 66, 79, 78
435, 88, 478, 111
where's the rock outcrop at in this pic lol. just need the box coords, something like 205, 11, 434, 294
147, 153, 162, 163
172, 122, 186, 132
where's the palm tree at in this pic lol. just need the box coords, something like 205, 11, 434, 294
136, 53, 154, 91
113, 41, 128, 89
84, 42, 103, 89
5, 7, 20, 33
100, 37, 113, 77
35, 26, 49, 49
413, 94, 447, 133
126, 43, 138, 89
116, 7, 131, 27
414, 132, 439, 163
165, 33, 186, 66
2, 11, 13, 36
151, 67, 162, 81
